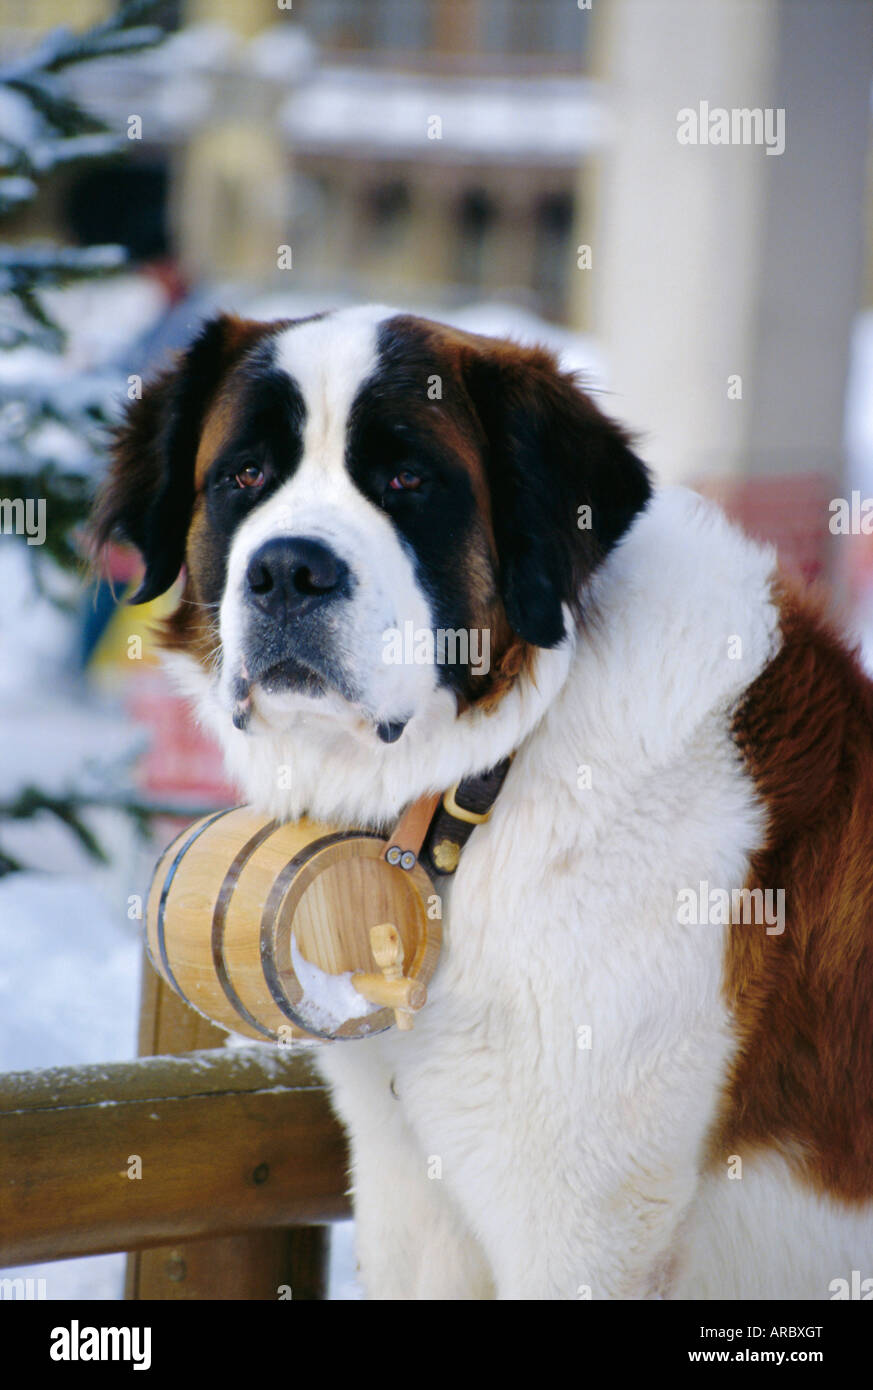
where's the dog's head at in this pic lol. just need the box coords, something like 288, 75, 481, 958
93, 307, 650, 786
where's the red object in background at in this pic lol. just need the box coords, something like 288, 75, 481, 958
126, 670, 238, 808
142, 257, 189, 307
98, 541, 143, 586
695, 473, 836, 585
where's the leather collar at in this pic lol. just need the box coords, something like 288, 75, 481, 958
382, 756, 514, 878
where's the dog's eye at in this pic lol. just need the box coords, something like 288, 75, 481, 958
387, 470, 422, 492
234, 464, 265, 490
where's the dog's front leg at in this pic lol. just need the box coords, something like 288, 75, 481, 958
462, 1032, 726, 1301
317, 1043, 495, 1300
480, 1138, 703, 1301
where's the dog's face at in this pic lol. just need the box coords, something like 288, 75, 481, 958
94, 306, 650, 753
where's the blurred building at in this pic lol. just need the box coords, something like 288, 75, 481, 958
1, 0, 601, 321
274, 0, 599, 319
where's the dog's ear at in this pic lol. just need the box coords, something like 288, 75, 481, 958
461, 341, 652, 647
91, 313, 270, 604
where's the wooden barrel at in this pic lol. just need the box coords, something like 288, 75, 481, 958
146, 806, 440, 1042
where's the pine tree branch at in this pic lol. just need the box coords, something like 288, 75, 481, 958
0, 1, 171, 205
0, 2, 170, 84
0, 848, 24, 877
0, 245, 128, 347
4, 75, 103, 140
0, 787, 109, 866
0, 786, 228, 877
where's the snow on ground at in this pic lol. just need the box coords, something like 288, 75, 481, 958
0, 1230, 362, 1302
0, 873, 139, 1072
0, 1254, 128, 1302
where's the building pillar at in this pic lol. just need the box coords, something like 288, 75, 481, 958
174, 0, 294, 285
582, 0, 871, 580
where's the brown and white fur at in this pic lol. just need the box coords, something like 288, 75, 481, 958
94, 305, 873, 1300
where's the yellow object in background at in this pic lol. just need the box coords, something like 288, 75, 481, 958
89, 578, 184, 678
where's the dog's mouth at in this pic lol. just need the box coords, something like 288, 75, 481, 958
231, 652, 410, 744
244, 635, 342, 698
255, 656, 329, 698
230, 649, 328, 730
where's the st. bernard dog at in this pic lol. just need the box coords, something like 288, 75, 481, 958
94, 305, 873, 1300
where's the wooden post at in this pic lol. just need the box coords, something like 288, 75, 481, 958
126, 1229, 329, 1302
125, 952, 334, 1300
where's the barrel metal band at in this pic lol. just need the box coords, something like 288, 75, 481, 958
155, 808, 234, 1001
260, 831, 393, 1042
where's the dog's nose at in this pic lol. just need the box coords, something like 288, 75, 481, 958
245, 537, 351, 615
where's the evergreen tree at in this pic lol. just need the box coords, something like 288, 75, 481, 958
0, 1, 171, 873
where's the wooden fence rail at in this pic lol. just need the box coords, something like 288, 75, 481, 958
0, 1047, 351, 1270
